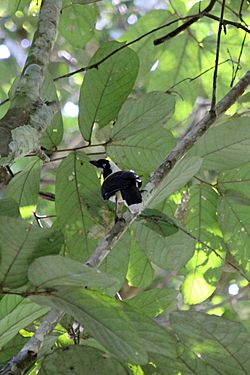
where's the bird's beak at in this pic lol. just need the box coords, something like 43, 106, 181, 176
89, 160, 98, 167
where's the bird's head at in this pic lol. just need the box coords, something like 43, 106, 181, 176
89, 159, 120, 179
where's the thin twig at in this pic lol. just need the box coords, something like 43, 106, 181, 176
53, 15, 193, 81
166, 59, 230, 92
204, 13, 250, 34
230, 32, 247, 87
210, 0, 226, 112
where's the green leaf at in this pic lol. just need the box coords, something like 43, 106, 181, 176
59, 4, 97, 48
170, 311, 250, 374
126, 288, 176, 318
79, 42, 139, 141
127, 238, 154, 288
40, 346, 129, 375
0, 217, 63, 288
28, 255, 119, 291
0, 198, 19, 217
182, 184, 225, 304
31, 288, 148, 364
139, 208, 178, 237
5, 158, 42, 218
107, 92, 175, 174
149, 156, 203, 206
218, 162, 250, 200
40, 74, 63, 149
134, 222, 194, 272
55, 152, 103, 261
0, 294, 48, 347
218, 194, 250, 276
190, 117, 250, 171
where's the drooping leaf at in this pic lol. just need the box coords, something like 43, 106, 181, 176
40, 346, 129, 375
55, 151, 103, 261
59, 4, 97, 48
0, 294, 48, 347
170, 311, 250, 374
5, 158, 42, 218
149, 156, 203, 207
126, 288, 176, 318
28, 255, 119, 291
133, 222, 194, 272
0, 217, 63, 288
79, 42, 139, 141
139, 208, 178, 237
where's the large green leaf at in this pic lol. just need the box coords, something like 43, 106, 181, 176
79, 42, 139, 141
170, 311, 250, 374
133, 222, 194, 272
190, 117, 250, 171
149, 156, 203, 206
0, 294, 48, 347
107, 92, 175, 174
5, 158, 42, 218
0, 217, 63, 288
40, 346, 129, 375
31, 288, 148, 364
28, 255, 119, 291
55, 152, 103, 261
59, 4, 97, 48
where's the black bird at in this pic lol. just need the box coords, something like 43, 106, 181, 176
90, 159, 143, 215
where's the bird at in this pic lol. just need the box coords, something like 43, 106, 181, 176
89, 159, 143, 217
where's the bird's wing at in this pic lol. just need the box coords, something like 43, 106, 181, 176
121, 185, 142, 205
101, 171, 138, 200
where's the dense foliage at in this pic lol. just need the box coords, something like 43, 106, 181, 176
0, 0, 250, 374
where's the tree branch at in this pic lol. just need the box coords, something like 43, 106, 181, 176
153, 0, 217, 45
0, 0, 62, 166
